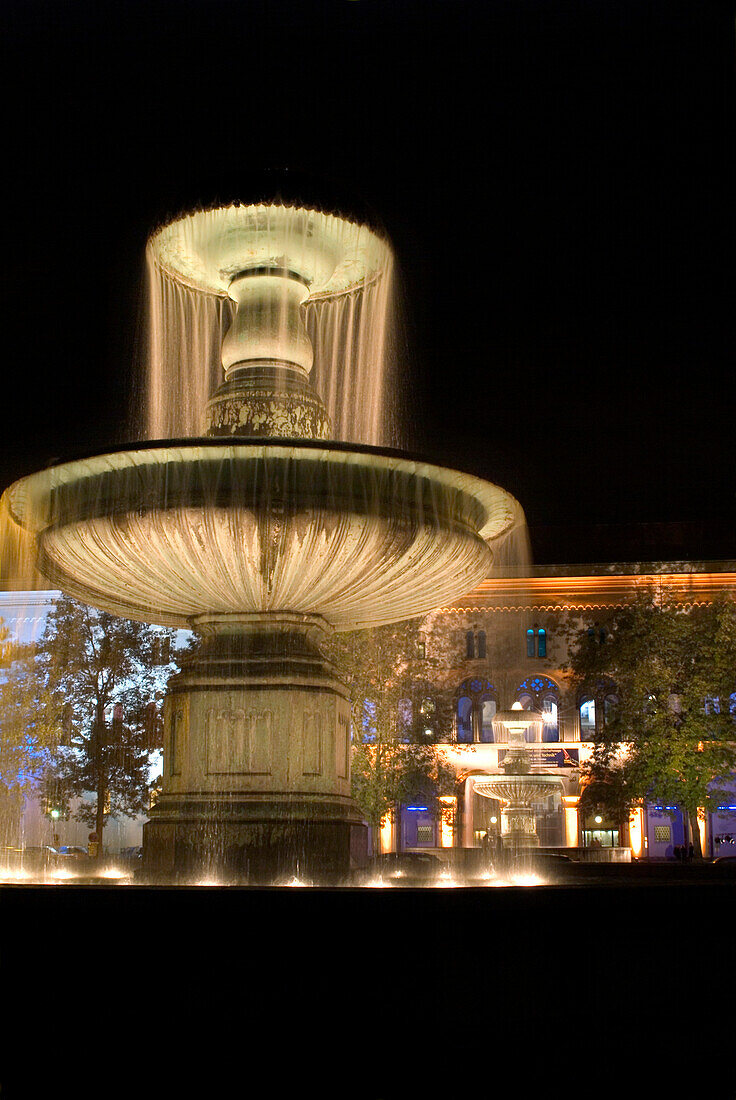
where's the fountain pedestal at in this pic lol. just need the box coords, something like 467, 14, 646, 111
143, 614, 361, 881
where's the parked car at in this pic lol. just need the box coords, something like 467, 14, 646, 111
20, 846, 61, 871
118, 846, 143, 865
57, 845, 89, 860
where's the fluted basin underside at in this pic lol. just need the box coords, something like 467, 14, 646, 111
473, 776, 563, 805
7, 440, 519, 630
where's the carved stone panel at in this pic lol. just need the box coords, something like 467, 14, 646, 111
206, 705, 273, 775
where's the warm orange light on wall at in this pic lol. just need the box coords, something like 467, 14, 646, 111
380, 813, 393, 855
698, 808, 706, 855
439, 795, 456, 848
562, 796, 579, 848
629, 807, 643, 858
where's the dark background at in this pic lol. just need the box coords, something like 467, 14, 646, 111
3, 0, 734, 563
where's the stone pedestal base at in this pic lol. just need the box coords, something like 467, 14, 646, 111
501, 806, 541, 850
143, 813, 358, 884
143, 613, 362, 883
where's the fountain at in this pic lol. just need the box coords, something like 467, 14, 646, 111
473, 702, 563, 859
3, 201, 525, 883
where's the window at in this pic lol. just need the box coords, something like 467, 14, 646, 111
516, 676, 560, 742
456, 679, 498, 743
603, 694, 618, 726
579, 698, 596, 737
480, 697, 497, 742
457, 696, 473, 743
465, 628, 487, 660
541, 695, 558, 742
419, 697, 436, 738
526, 627, 548, 658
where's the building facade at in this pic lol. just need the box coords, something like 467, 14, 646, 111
382, 561, 736, 862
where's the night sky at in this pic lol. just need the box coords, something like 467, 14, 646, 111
3, 0, 734, 563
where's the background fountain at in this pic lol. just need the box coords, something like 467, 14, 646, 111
3, 201, 526, 882
474, 702, 564, 860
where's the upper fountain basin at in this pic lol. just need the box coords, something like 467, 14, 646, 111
6, 441, 520, 630
149, 204, 392, 298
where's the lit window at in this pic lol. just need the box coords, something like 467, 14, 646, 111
480, 697, 497, 742
537, 628, 547, 658
579, 698, 596, 737
456, 679, 498, 743
457, 696, 473, 743
526, 629, 535, 657
541, 695, 558, 742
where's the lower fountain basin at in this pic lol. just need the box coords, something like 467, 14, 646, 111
5, 439, 520, 630
473, 774, 563, 805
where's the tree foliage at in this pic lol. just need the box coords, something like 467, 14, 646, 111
565, 592, 736, 854
327, 618, 455, 832
30, 596, 177, 846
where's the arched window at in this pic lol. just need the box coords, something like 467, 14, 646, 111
516, 676, 560, 742
465, 628, 488, 660
541, 694, 558, 742
603, 694, 618, 726
480, 696, 497, 742
457, 696, 473, 743
579, 697, 596, 738
525, 626, 549, 658
456, 679, 498, 743
419, 697, 437, 739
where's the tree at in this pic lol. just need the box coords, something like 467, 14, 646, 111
565, 592, 736, 857
327, 618, 455, 846
33, 596, 177, 854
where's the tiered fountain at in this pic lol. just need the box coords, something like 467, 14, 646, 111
5, 202, 524, 882
474, 703, 563, 857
